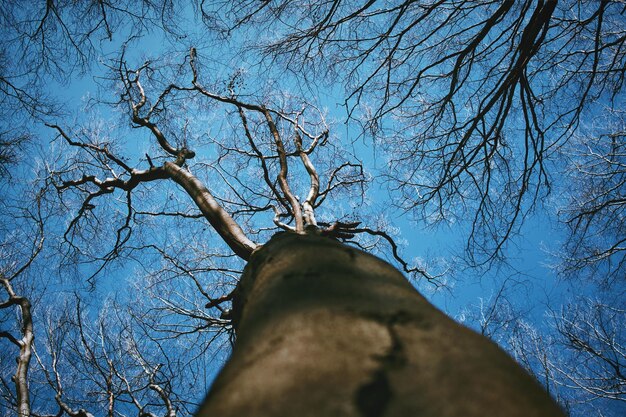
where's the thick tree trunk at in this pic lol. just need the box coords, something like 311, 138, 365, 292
197, 232, 564, 417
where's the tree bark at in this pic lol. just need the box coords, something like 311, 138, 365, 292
197, 232, 564, 417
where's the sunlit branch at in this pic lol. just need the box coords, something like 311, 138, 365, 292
50, 87, 258, 261
261, 107, 304, 232
164, 162, 258, 260
271, 205, 296, 232
294, 120, 319, 227
237, 106, 290, 212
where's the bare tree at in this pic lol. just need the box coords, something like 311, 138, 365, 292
506, 297, 626, 417
461, 285, 626, 416
5, 1, 621, 416
458, 277, 531, 339
32, 297, 192, 417
0, 194, 44, 417
551, 298, 625, 412
0, 131, 30, 178
1, 272, 36, 417
28, 39, 564, 415
0, 0, 181, 108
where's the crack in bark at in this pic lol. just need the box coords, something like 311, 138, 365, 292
355, 370, 392, 417
355, 312, 409, 417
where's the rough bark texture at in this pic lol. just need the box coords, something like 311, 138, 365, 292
197, 232, 564, 417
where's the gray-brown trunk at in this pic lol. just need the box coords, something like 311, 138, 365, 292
197, 232, 564, 417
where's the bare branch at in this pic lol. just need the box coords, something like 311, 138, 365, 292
164, 161, 257, 260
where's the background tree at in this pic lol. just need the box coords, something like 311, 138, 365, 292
32, 297, 187, 417
0, 191, 45, 417
0, 1, 188, 184
558, 108, 626, 285
460, 284, 625, 416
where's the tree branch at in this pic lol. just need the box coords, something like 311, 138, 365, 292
164, 162, 258, 260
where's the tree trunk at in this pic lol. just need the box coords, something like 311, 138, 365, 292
197, 232, 564, 417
